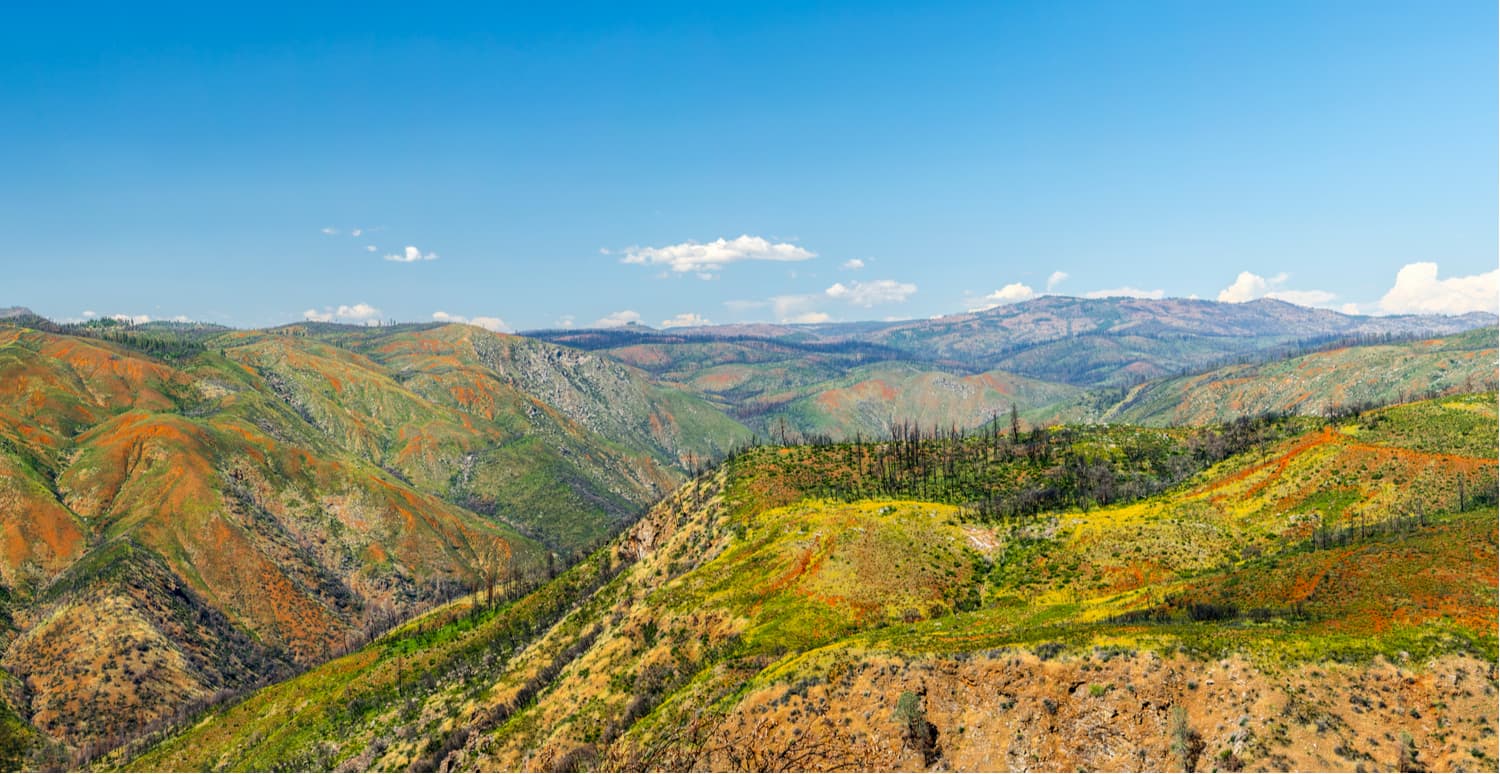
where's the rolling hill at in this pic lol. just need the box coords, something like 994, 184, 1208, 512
0, 318, 751, 763
116, 392, 1498, 773
533, 297, 1496, 440
545, 296, 1496, 387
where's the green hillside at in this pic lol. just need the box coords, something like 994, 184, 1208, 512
0, 319, 750, 765
119, 393, 1498, 773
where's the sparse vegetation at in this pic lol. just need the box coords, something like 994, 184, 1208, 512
106, 391, 1497, 772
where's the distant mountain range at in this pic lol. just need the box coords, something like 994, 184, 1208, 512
536, 296, 1496, 438
542, 296, 1493, 383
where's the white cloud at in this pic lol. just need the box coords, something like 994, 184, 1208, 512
365, 245, 378, 252
555, 314, 576, 328
722, 294, 836, 323
304, 303, 382, 324
825, 279, 917, 307
109, 313, 151, 325
81, 309, 96, 318
1046, 271, 1069, 291
385, 245, 438, 263
661, 312, 712, 328
320, 227, 339, 235
1268, 288, 1338, 306
1215, 271, 1336, 307
620, 234, 815, 274
351, 228, 362, 237
431, 311, 512, 333
1217, 271, 1283, 303
969, 282, 1036, 311
1340, 302, 1363, 315
841, 258, 866, 270
168, 315, 191, 323
1083, 286, 1166, 300
593, 310, 643, 328
1377, 262, 1499, 315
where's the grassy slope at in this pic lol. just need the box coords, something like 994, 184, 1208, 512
211, 324, 750, 548
122, 393, 1498, 772
0, 326, 549, 758
763, 363, 1083, 441
0, 320, 749, 761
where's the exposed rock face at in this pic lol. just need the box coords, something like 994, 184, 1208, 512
706, 651, 1497, 773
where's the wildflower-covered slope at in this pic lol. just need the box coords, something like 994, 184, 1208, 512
123, 393, 1497, 772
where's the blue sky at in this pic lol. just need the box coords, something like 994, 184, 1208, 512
2, 1, 1495, 330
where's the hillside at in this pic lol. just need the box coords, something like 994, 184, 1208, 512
532, 297, 1496, 440
764, 364, 1083, 441
120, 393, 1498, 772
1041, 327, 1500, 427
0, 319, 750, 764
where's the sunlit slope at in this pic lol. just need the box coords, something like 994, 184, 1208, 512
222, 324, 751, 546
0, 320, 750, 759
768, 363, 1082, 440
1078, 327, 1499, 426
124, 394, 1497, 772
0, 327, 545, 754
306, 323, 750, 467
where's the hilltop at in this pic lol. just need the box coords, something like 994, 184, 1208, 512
119, 393, 1498, 772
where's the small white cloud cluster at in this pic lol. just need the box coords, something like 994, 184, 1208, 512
841, 258, 866, 270
660, 312, 711, 328
304, 303, 382, 324
593, 310, 642, 328
1217, 271, 1334, 306
431, 311, 511, 332
1083, 286, 1166, 300
726, 277, 918, 324
967, 270, 1071, 311
825, 279, 917, 307
386, 245, 438, 263
969, 283, 1036, 311
621, 235, 815, 275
